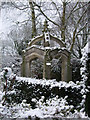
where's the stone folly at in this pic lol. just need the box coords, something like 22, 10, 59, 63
21, 20, 71, 82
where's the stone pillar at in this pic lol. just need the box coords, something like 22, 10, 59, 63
21, 55, 26, 77
25, 61, 31, 77
43, 49, 51, 79
29, 61, 31, 77
61, 56, 68, 81
67, 56, 72, 82
61, 56, 72, 82
21, 56, 31, 77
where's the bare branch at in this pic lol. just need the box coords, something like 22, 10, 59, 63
67, 2, 87, 20
33, 2, 61, 30
67, 1, 79, 20
70, 9, 87, 52
76, 22, 87, 34
73, 2, 88, 13
16, 19, 31, 24
11, 2, 30, 10
72, 49, 79, 58
51, 0, 61, 20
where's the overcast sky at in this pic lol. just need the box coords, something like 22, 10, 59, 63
0, 0, 90, 3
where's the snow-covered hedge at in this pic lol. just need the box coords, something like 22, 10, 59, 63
0, 66, 89, 118
2, 76, 87, 118
80, 43, 90, 117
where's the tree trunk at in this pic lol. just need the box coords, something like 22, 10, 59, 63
61, 1, 66, 42
29, 1, 36, 38
67, 54, 72, 82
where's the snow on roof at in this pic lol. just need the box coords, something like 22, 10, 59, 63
25, 45, 69, 52
28, 34, 44, 45
25, 45, 45, 51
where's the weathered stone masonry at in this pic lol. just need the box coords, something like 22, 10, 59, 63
21, 21, 72, 82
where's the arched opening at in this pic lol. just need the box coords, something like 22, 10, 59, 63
30, 57, 43, 79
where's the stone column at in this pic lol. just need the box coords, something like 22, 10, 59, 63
29, 61, 31, 77
61, 57, 68, 81
43, 49, 51, 79
21, 55, 26, 77
61, 55, 72, 82
43, 52, 46, 79
25, 61, 31, 77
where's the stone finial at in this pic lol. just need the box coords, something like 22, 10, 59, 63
43, 20, 49, 33
43, 20, 50, 47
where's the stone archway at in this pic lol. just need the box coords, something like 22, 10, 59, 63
21, 47, 44, 77
21, 20, 72, 82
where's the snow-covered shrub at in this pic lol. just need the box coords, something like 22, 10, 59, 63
0, 76, 88, 118
0, 67, 13, 89
35, 96, 74, 117
4, 78, 86, 112
85, 53, 90, 117
0, 67, 16, 101
80, 43, 88, 82
80, 43, 90, 117
2, 54, 22, 76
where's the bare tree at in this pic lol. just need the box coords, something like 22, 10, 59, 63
32, 1, 88, 81
35, 1, 88, 56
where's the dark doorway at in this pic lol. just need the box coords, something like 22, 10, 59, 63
30, 58, 43, 79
